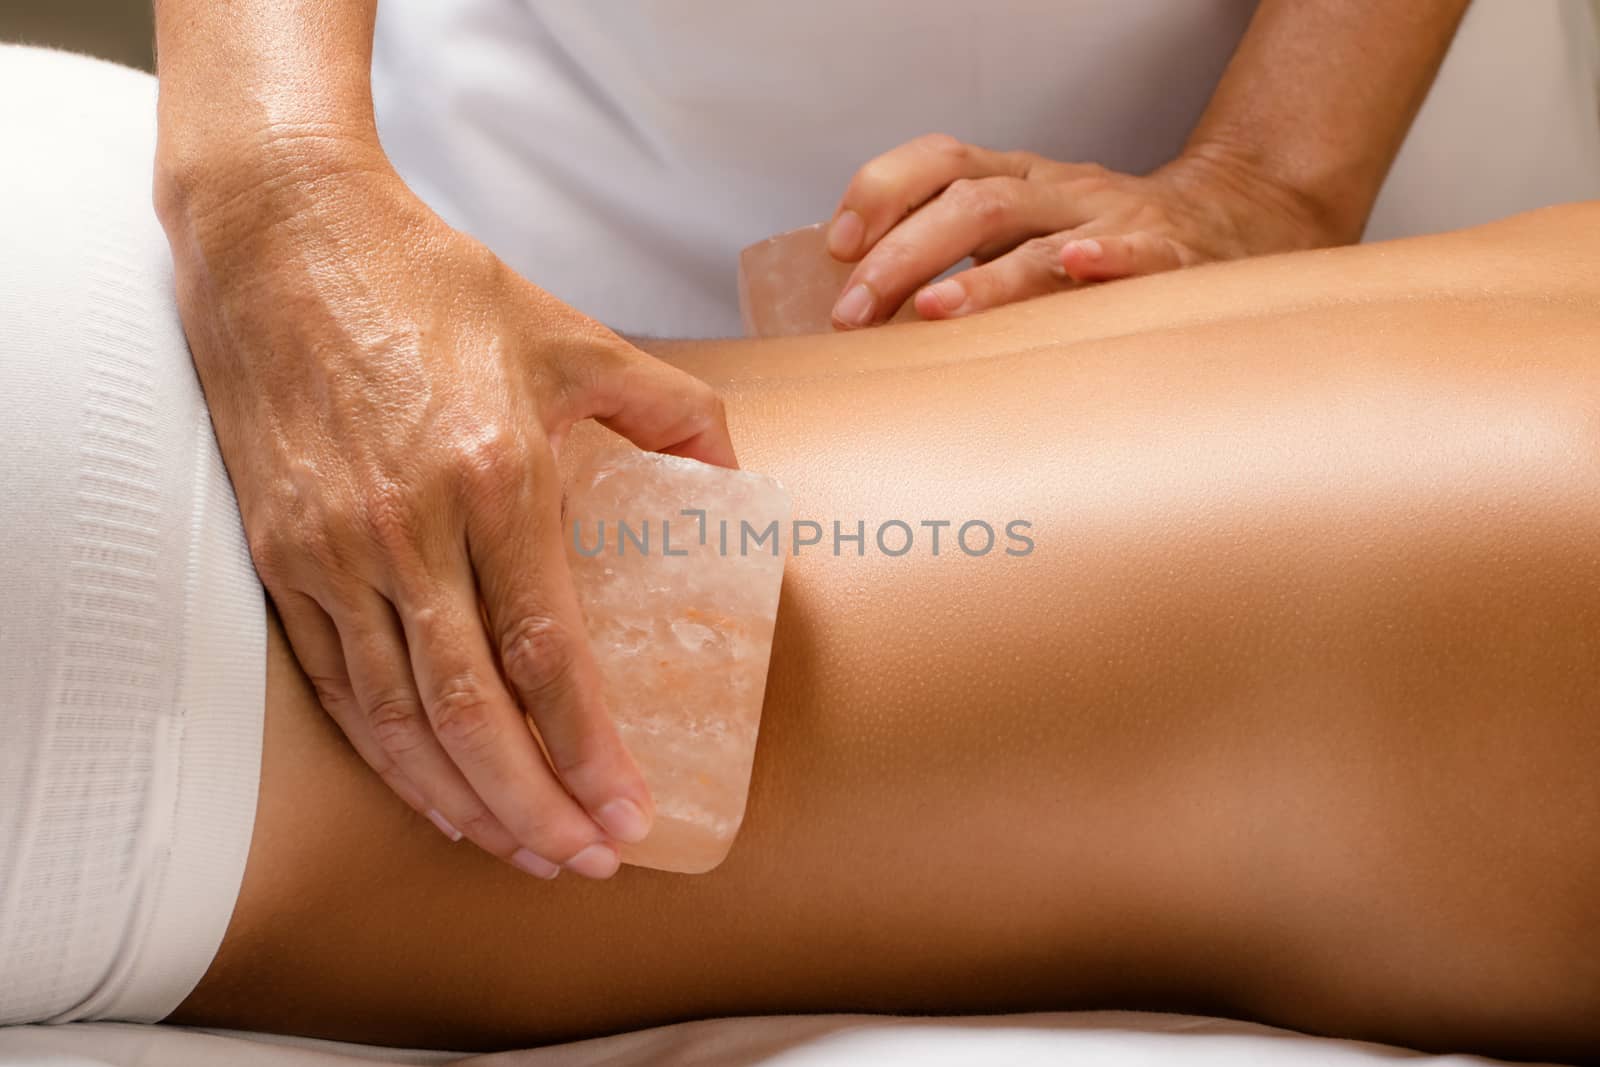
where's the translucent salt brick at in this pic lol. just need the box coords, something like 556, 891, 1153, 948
738, 222, 851, 337
737, 221, 918, 336
564, 448, 791, 873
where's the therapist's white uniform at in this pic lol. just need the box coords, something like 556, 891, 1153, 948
371, 1, 1600, 338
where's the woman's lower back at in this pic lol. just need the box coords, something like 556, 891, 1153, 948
174, 207, 1600, 1060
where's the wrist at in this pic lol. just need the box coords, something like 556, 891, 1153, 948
152, 0, 383, 219
1165, 140, 1363, 251
154, 118, 390, 232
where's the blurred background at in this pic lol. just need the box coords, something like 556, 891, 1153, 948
6, 0, 1600, 81
6, 0, 1600, 91
4, 0, 153, 70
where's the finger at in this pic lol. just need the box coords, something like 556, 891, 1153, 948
327, 584, 527, 858
834, 176, 1082, 328
913, 235, 1077, 320
827, 133, 1032, 262
271, 590, 439, 830
394, 535, 621, 880
558, 339, 737, 469
1060, 232, 1194, 283
464, 432, 656, 851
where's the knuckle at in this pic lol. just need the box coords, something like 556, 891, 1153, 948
306, 673, 353, 713
1009, 149, 1047, 174
428, 676, 501, 755
450, 428, 529, 494
296, 517, 349, 574
1017, 238, 1068, 279
1068, 162, 1115, 196
406, 602, 450, 652
245, 514, 308, 584
272, 495, 357, 576
366, 691, 430, 756
944, 175, 978, 202
852, 158, 898, 205
501, 614, 577, 703
946, 178, 1007, 226
918, 132, 968, 164
241, 486, 304, 567
1022, 237, 1070, 280
1022, 235, 1064, 261
864, 236, 920, 281
246, 531, 287, 584
357, 484, 419, 557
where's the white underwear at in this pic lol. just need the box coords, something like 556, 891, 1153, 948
0, 47, 265, 1025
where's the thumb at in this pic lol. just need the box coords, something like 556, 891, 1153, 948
556, 339, 739, 470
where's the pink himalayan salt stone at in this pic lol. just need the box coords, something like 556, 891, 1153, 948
564, 448, 791, 873
737, 221, 915, 336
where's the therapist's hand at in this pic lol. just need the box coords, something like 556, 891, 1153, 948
824, 134, 1343, 327
157, 136, 734, 879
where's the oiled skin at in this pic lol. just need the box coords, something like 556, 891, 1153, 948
172, 206, 1600, 1060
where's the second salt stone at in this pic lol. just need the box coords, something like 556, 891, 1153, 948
738, 220, 920, 336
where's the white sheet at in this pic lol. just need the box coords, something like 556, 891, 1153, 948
0, 1011, 1567, 1067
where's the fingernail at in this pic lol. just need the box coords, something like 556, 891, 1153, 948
832, 283, 875, 328
1065, 238, 1103, 261
597, 797, 652, 843
565, 842, 621, 879
922, 279, 966, 314
426, 808, 463, 842
828, 209, 864, 259
511, 847, 561, 880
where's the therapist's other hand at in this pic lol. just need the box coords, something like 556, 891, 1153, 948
825, 134, 1343, 327
156, 136, 734, 879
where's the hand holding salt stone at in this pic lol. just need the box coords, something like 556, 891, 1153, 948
564, 448, 791, 873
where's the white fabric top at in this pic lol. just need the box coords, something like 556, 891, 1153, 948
371, 1, 1600, 338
